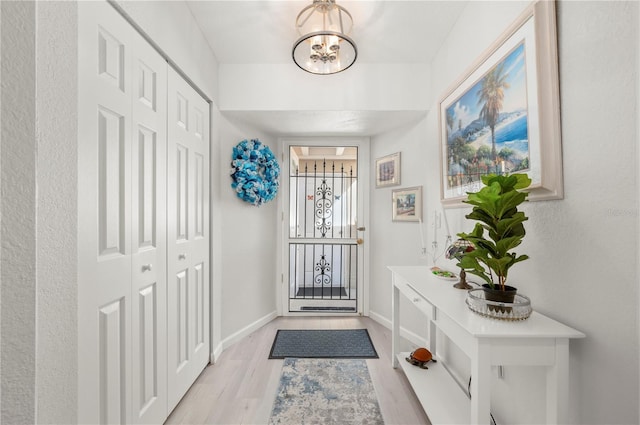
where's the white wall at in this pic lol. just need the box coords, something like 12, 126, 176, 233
370, 1, 639, 424
369, 118, 433, 344
218, 117, 279, 342
0, 2, 37, 423
0, 3, 80, 423
35, 2, 78, 423
540, 3, 637, 423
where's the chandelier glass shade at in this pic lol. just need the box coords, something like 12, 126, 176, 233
292, 0, 357, 75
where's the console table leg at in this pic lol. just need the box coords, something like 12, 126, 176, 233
471, 340, 492, 424
546, 338, 569, 424
429, 316, 437, 358
392, 284, 400, 368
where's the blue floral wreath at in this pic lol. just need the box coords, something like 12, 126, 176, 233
230, 139, 280, 206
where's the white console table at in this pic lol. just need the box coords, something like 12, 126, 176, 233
390, 266, 585, 425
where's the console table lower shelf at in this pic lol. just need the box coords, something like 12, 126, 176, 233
396, 353, 470, 425
390, 266, 585, 424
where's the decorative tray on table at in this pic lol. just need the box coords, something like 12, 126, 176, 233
465, 289, 532, 321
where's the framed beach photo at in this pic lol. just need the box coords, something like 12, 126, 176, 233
439, 1, 563, 207
392, 186, 422, 222
375, 152, 401, 188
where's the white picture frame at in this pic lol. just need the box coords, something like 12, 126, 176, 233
438, 1, 563, 207
392, 186, 422, 222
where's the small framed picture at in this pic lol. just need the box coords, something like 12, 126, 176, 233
375, 152, 401, 188
392, 186, 422, 222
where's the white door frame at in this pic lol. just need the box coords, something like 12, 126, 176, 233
277, 137, 370, 317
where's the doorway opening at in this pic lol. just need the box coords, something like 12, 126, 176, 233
286, 145, 364, 313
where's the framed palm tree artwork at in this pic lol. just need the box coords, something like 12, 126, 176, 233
438, 0, 563, 207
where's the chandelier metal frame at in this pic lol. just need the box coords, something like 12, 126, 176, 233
292, 0, 358, 75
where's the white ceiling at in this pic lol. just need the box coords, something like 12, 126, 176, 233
186, 1, 468, 135
187, 1, 467, 65
222, 110, 428, 136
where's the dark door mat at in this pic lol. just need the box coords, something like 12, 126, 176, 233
269, 329, 378, 359
295, 287, 348, 297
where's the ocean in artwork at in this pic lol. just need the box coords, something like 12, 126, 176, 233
445, 41, 530, 188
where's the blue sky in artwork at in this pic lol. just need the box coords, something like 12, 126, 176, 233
448, 42, 527, 130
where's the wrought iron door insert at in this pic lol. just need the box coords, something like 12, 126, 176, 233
288, 147, 358, 312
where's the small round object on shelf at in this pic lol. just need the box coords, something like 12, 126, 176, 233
406, 347, 434, 369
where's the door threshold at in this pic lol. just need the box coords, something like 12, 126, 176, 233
299, 306, 357, 312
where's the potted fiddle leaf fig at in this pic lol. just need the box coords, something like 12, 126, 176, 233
456, 173, 531, 305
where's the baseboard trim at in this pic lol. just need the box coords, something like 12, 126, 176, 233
368, 310, 428, 348
220, 310, 278, 352
210, 342, 224, 364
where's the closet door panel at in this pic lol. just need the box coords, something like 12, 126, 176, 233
78, 3, 133, 424
167, 67, 210, 413
175, 143, 190, 242
130, 28, 168, 425
80, 3, 210, 423
188, 103, 209, 366
80, 3, 171, 423
194, 261, 206, 351
175, 268, 190, 369
99, 299, 127, 425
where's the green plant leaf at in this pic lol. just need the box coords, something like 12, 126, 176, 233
466, 269, 494, 286
457, 253, 493, 286
495, 212, 528, 238
484, 256, 512, 278
458, 173, 531, 288
465, 209, 495, 228
495, 190, 528, 218
512, 254, 529, 264
495, 235, 525, 256
464, 187, 501, 217
512, 173, 532, 190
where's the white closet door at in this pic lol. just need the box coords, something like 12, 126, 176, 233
130, 26, 168, 425
167, 67, 210, 412
78, 2, 134, 423
78, 2, 168, 424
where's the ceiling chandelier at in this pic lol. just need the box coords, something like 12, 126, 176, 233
292, 0, 357, 75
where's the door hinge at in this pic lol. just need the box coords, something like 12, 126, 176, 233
281, 274, 284, 283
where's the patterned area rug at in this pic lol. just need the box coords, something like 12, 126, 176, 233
269, 358, 384, 424
269, 329, 378, 359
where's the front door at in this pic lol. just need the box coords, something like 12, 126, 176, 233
282, 140, 369, 314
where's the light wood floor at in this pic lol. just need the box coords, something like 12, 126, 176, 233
165, 316, 431, 425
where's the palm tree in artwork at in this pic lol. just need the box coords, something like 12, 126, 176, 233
477, 62, 510, 161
